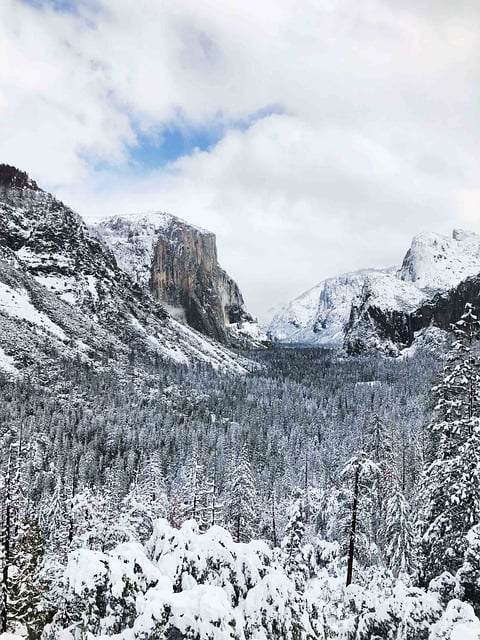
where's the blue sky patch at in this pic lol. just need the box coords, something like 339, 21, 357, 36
129, 105, 285, 172
21, 0, 95, 15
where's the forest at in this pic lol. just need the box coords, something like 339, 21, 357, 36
1, 307, 480, 639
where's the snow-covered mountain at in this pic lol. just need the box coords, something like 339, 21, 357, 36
0, 165, 252, 377
97, 213, 269, 348
268, 230, 480, 352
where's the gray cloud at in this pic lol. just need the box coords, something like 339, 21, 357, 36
1, 0, 480, 319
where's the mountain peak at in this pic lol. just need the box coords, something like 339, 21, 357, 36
0, 164, 41, 191
452, 228, 479, 242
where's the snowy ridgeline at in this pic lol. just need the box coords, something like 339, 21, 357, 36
267, 229, 480, 348
34, 518, 480, 640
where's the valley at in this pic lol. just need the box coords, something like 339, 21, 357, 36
1, 165, 480, 639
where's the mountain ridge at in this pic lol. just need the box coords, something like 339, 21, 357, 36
0, 165, 252, 377
268, 229, 480, 353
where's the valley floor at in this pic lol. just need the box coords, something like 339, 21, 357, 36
1, 341, 480, 639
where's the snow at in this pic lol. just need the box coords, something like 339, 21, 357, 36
64, 548, 108, 596
34, 275, 77, 304
226, 320, 269, 347
269, 229, 480, 348
398, 229, 480, 294
451, 623, 480, 639
0, 282, 66, 339
54, 517, 473, 640
267, 269, 392, 345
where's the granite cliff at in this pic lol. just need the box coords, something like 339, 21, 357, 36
97, 214, 267, 347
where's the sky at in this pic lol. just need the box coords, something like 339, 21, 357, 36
1, 0, 480, 320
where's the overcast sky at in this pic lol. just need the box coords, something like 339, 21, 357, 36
1, 0, 480, 319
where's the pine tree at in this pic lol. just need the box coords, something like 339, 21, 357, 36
384, 490, 416, 578
336, 452, 380, 585
420, 304, 480, 583
39, 476, 70, 555
1, 432, 46, 637
8, 518, 47, 639
223, 446, 257, 543
457, 523, 480, 615
122, 452, 169, 542
281, 497, 309, 592
363, 414, 397, 550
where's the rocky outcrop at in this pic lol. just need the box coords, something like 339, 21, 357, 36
270, 229, 480, 355
344, 274, 480, 355
97, 214, 258, 345
411, 275, 480, 333
149, 217, 251, 342
0, 163, 40, 192
0, 167, 251, 375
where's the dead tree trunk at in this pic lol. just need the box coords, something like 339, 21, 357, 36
346, 462, 360, 587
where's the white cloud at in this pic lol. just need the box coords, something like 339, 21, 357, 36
1, 0, 480, 318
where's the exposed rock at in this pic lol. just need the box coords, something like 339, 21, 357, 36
411, 275, 480, 333
345, 274, 480, 355
0, 167, 251, 376
97, 214, 265, 346
270, 229, 480, 355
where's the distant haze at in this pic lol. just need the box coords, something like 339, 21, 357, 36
1, 0, 480, 320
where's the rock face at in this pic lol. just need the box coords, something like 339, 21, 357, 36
269, 229, 480, 354
0, 165, 251, 377
97, 214, 261, 345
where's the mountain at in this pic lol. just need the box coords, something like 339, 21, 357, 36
268, 230, 480, 354
96, 213, 269, 347
0, 164, 251, 377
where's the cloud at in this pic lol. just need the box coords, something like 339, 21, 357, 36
1, 0, 480, 318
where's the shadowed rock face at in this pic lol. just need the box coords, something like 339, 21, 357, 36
345, 274, 480, 355
411, 276, 480, 332
150, 218, 252, 343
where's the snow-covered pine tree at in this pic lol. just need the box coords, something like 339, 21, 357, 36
420, 303, 480, 583
122, 452, 169, 542
170, 456, 212, 530
281, 496, 309, 592
456, 524, 480, 614
39, 476, 70, 555
336, 452, 380, 585
384, 490, 416, 578
1, 431, 46, 637
223, 445, 257, 543
363, 414, 397, 553
8, 517, 47, 638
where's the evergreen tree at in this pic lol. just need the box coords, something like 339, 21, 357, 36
384, 490, 416, 578
223, 446, 257, 542
420, 304, 480, 583
8, 518, 47, 639
336, 452, 380, 585
457, 523, 480, 615
281, 497, 309, 592
363, 414, 397, 552
122, 452, 168, 542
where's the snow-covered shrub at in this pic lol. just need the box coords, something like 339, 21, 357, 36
148, 519, 271, 605
428, 599, 480, 640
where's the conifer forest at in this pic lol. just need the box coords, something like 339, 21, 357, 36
3, 305, 480, 639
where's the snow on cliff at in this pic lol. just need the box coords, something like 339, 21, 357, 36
268, 230, 480, 346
